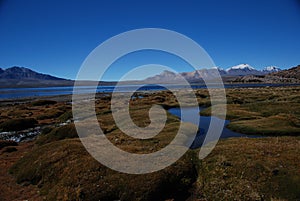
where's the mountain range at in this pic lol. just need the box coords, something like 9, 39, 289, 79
225, 64, 281, 76
0, 66, 119, 88
232, 65, 300, 83
0, 64, 299, 87
145, 64, 283, 83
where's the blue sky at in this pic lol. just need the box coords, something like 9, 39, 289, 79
0, 0, 299, 81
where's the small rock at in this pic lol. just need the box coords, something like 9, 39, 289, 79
272, 169, 279, 176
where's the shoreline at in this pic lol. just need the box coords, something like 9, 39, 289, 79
1, 82, 300, 102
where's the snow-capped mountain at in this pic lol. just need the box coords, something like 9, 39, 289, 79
262, 66, 281, 73
227, 64, 255, 71
144, 64, 282, 83
225, 64, 262, 76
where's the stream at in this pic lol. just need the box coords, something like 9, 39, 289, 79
168, 107, 261, 149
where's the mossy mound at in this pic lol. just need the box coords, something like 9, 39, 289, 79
58, 111, 73, 122
200, 89, 300, 136
227, 114, 300, 136
36, 124, 77, 145
10, 139, 198, 201
0, 118, 38, 131
36, 109, 64, 120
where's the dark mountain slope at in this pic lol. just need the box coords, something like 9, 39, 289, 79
0, 66, 65, 80
0, 66, 73, 88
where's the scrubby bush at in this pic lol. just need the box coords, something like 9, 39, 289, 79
0, 118, 38, 131
0, 140, 18, 149
31, 100, 57, 106
2, 146, 18, 153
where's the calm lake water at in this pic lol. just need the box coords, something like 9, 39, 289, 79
0, 83, 299, 100
168, 107, 261, 149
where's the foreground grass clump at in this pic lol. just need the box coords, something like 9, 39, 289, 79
8, 96, 200, 200
10, 139, 199, 201
0, 118, 38, 131
193, 137, 300, 200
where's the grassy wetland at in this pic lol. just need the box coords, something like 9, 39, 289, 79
0, 86, 299, 200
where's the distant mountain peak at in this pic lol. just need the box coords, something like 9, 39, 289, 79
225, 64, 262, 76
263, 66, 281, 72
226, 64, 255, 71
0, 66, 74, 88
0, 66, 66, 81
210, 66, 225, 72
161, 70, 176, 75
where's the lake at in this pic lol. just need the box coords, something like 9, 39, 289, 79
0, 83, 299, 100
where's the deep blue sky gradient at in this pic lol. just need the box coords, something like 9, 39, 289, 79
0, 0, 299, 80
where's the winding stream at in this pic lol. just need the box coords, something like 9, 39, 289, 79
168, 107, 261, 149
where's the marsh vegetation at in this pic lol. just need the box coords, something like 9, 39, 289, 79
0, 86, 299, 200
